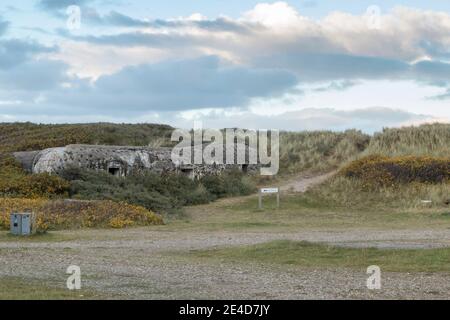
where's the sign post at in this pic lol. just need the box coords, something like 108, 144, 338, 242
259, 187, 280, 210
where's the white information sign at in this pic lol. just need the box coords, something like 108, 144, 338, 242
258, 187, 280, 209
261, 188, 279, 194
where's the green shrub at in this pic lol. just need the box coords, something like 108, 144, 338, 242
61, 167, 256, 214
200, 170, 257, 199
187, 185, 214, 205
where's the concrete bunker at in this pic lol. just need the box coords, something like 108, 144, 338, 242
13, 144, 260, 179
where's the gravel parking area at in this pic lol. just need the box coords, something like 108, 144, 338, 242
1, 228, 450, 299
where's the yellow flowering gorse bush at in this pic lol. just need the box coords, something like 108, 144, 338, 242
0, 198, 163, 232
340, 155, 450, 189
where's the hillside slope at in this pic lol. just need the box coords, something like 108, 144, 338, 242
365, 123, 449, 157
0, 122, 174, 153
306, 123, 449, 210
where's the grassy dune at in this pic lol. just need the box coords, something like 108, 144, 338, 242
365, 123, 450, 157
279, 129, 370, 174
309, 124, 450, 210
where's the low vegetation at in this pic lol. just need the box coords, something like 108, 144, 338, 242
0, 154, 69, 198
0, 277, 102, 300
189, 240, 450, 272
306, 124, 449, 210
0, 122, 174, 153
340, 155, 449, 188
304, 176, 449, 211
0, 198, 163, 232
61, 167, 256, 214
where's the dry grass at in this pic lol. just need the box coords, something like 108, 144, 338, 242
279, 129, 370, 174
364, 123, 450, 158
0, 122, 174, 153
0, 277, 102, 300
171, 189, 450, 233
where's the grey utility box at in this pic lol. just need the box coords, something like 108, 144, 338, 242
10, 212, 36, 236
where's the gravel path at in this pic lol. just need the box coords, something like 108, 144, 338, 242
1, 229, 450, 251
1, 242, 449, 300
1, 228, 450, 299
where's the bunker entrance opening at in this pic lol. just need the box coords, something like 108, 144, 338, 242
108, 167, 120, 176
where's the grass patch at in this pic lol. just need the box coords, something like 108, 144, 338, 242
171, 188, 450, 233
0, 277, 101, 300
304, 176, 449, 212
190, 240, 450, 273
0, 231, 76, 242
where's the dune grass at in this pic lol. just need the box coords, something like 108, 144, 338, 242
279, 129, 370, 174
300, 124, 450, 219
365, 123, 450, 158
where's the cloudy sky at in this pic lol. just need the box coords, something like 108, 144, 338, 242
0, 0, 449, 132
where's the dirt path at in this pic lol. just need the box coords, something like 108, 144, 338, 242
280, 171, 336, 193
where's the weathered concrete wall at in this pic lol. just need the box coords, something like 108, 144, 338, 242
26, 145, 176, 176
12, 151, 40, 173
13, 144, 258, 179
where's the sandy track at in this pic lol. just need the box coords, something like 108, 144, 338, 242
280, 171, 336, 193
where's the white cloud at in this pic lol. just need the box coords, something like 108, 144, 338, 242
54, 3, 450, 82
241, 2, 306, 29
51, 41, 170, 79
2, 2, 450, 128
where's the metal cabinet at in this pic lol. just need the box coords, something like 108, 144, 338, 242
10, 213, 35, 236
